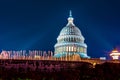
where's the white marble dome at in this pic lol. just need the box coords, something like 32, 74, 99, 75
54, 11, 90, 58
60, 24, 82, 36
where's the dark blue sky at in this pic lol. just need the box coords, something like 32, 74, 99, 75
0, 0, 120, 58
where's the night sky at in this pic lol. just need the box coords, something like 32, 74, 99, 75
0, 0, 120, 58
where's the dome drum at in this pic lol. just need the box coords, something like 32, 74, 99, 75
57, 36, 84, 43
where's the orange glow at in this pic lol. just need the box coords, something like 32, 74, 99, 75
112, 50, 119, 53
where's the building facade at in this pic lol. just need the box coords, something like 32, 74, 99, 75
54, 11, 90, 58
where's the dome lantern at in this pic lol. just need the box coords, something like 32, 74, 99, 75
67, 10, 74, 26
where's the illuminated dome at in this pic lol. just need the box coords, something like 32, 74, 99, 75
60, 24, 83, 36
54, 11, 90, 59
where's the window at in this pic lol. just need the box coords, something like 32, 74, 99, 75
74, 46, 77, 52
66, 46, 69, 51
71, 46, 74, 51
80, 47, 83, 52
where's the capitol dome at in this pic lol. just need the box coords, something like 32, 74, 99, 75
60, 24, 82, 36
54, 11, 90, 59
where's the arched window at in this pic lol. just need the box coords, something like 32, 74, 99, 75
71, 46, 74, 51
80, 47, 83, 53
77, 47, 79, 52
74, 46, 77, 52
71, 37, 73, 42
69, 46, 71, 52
68, 37, 70, 42
66, 46, 69, 51
84, 48, 87, 53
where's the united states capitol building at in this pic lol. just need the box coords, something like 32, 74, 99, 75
0, 11, 120, 64
54, 11, 90, 59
